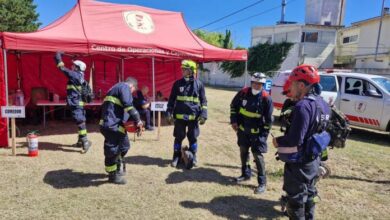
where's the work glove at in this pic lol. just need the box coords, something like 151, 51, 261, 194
136, 120, 144, 137
199, 117, 206, 125
166, 112, 174, 125
231, 123, 238, 132
54, 51, 64, 64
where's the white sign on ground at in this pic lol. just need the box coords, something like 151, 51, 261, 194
1, 106, 25, 118
151, 102, 168, 112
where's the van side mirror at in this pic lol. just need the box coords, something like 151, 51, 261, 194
365, 89, 382, 98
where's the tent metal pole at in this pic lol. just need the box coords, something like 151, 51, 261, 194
121, 57, 124, 82
3, 49, 9, 143
152, 57, 156, 128
244, 60, 248, 87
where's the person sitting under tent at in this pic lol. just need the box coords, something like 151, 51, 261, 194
133, 85, 154, 131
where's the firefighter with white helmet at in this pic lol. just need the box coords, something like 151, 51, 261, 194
54, 51, 91, 153
230, 72, 273, 194
167, 60, 207, 169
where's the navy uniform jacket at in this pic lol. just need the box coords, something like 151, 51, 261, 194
230, 87, 273, 136
133, 90, 148, 110
55, 53, 85, 107
276, 95, 331, 149
167, 78, 207, 120
100, 82, 141, 133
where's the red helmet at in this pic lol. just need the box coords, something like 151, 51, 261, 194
289, 64, 319, 85
282, 79, 292, 97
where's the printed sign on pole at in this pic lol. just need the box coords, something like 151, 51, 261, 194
151, 102, 168, 112
265, 79, 272, 93
1, 106, 25, 118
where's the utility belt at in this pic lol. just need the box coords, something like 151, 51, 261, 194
238, 124, 261, 134
277, 130, 331, 163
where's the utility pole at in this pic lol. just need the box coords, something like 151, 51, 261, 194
375, 0, 386, 62
280, 0, 287, 24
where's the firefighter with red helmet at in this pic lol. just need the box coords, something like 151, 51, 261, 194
230, 72, 273, 194
273, 64, 331, 219
54, 51, 91, 153
167, 60, 207, 169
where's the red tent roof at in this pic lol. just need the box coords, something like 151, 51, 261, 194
1, 0, 247, 61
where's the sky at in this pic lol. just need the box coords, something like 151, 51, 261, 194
33, 0, 388, 48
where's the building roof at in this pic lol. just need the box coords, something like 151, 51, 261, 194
351, 14, 390, 26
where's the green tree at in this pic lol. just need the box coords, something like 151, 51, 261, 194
0, 0, 41, 32
221, 42, 293, 78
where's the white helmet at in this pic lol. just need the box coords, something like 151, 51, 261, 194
73, 60, 86, 72
251, 72, 266, 83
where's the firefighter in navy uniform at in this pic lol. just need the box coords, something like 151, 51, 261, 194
167, 60, 207, 169
230, 72, 273, 194
273, 65, 331, 220
54, 51, 91, 153
99, 77, 143, 184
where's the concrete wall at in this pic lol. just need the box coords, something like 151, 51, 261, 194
335, 26, 360, 63
198, 63, 250, 88
305, 0, 346, 25
251, 24, 302, 46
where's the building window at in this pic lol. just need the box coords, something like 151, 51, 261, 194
301, 32, 318, 43
342, 35, 358, 44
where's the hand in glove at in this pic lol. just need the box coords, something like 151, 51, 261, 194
55, 51, 64, 64
166, 113, 174, 124
199, 117, 206, 125
231, 123, 238, 132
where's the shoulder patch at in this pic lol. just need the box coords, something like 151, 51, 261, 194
261, 90, 269, 97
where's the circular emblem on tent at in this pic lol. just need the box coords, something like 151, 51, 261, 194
123, 11, 155, 34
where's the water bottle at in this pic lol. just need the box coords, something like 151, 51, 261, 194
15, 89, 24, 106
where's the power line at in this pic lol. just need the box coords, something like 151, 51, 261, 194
194, 0, 267, 30
210, 0, 299, 32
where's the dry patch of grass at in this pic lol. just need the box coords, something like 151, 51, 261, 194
0, 86, 389, 219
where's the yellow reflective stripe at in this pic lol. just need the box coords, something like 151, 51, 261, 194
177, 96, 200, 103
79, 129, 87, 135
67, 85, 82, 91
118, 126, 126, 134
57, 62, 65, 67
239, 124, 259, 134
124, 106, 134, 112
264, 125, 271, 130
104, 96, 123, 107
175, 114, 196, 120
202, 106, 208, 109
322, 149, 328, 158
79, 101, 85, 106
105, 164, 117, 173
239, 107, 261, 118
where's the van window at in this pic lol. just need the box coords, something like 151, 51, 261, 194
372, 77, 390, 93
320, 75, 337, 92
345, 78, 363, 95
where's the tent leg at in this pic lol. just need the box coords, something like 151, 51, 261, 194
244, 61, 248, 87
152, 57, 156, 128
3, 49, 9, 144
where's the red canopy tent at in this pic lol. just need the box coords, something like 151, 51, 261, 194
0, 0, 247, 147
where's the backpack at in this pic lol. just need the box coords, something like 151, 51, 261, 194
80, 81, 94, 103
326, 105, 351, 148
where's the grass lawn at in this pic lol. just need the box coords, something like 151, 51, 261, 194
0, 86, 389, 219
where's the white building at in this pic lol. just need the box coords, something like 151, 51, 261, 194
335, 13, 390, 75
251, 23, 340, 70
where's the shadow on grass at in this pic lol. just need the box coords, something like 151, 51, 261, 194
180, 195, 282, 220
330, 175, 390, 185
43, 169, 107, 189
348, 127, 390, 146
20, 142, 82, 153
17, 122, 101, 137
124, 155, 171, 168
204, 163, 240, 170
165, 167, 254, 190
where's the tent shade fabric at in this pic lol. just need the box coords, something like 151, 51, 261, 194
1, 0, 247, 61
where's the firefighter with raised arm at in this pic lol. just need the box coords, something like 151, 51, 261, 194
230, 72, 273, 194
273, 65, 331, 219
99, 77, 143, 184
167, 60, 207, 169
54, 51, 91, 153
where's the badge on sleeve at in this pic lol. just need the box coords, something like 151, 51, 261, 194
179, 87, 184, 92
242, 100, 247, 106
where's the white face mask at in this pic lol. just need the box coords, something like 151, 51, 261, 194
251, 88, 261, 95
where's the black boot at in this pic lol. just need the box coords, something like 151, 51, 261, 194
108, 171, 127, 184
81, 138, 92, 154
236, 164, 251, 183
171, 151, 181, 167
254, 184, 266, 194
117, 157, 126, 176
